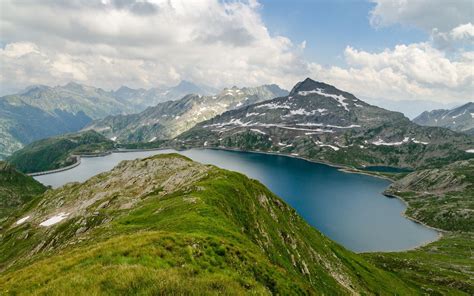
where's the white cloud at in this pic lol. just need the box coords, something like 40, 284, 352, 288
0, 0, 308, 93
310, 43, 473, 103
317, 0, 474, 103
432, 23, 474, 49
369, 0, 473, 32
451, 23, 474, 40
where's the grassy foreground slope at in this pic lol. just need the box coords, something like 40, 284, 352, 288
364, 159, 474, 295
8, 130, 114, 173
0, 161, 46, 222
0, 154, 414, 295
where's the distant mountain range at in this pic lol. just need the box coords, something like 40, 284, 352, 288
413, 102, 474, 135
363, 97, 462, 120
175, 78, 474, 169
112, 80, 218, 112
0, 81, 217, 158
85, 84, 288, 143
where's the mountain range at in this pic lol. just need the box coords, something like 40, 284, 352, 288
1, 78, 473, 294
175, 78, 474, 169
85, 84, 288, 143
413, 102, 474, 135
0, 81, 217, 158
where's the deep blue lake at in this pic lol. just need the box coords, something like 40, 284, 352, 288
35, 149, 439, 252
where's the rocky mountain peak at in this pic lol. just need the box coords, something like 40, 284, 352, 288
413, 101, 474, 134
20, 85, 50, 95
289, 78, 337, 96
63, 81, 84, 91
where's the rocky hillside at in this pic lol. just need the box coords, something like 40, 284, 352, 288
413, 102, 474, 135
8, 130, 114, 174
0, 154, 415, 294
0, 161, 46, 222
86, 84, 288, 143
366, 159, 474, 294
0, 81, 217, 158
176, 78, 474, 169
0, 99, 91, 158
384, 158, 473, 232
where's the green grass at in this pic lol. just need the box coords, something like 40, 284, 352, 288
0, 161, 46, 222
364, 233, 474, 295
8, 130, 114, 173
1, 154, 473, 294
365, 159, 474, 294
0, 154, 415, 295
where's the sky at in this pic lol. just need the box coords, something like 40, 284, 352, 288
0, 0, 473, 115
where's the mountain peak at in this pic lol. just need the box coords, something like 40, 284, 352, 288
116, 85, 134, 92
289, 78, 336, 95
63, 81, 85, 92
20, 84, 50, 95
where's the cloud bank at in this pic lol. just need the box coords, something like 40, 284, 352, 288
0, 0, 308, 93
0, 0, 472, 104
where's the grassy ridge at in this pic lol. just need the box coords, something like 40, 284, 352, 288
0, 161, 46, 222
8, 130, 114, 173
0, 154, 414, 294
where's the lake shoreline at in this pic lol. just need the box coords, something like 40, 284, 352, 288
26, 146, 399, 182
31, 145, 441, 253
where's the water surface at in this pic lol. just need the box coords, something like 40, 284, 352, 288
35, 149, 439, 252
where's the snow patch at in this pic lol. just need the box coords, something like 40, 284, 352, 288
250, 128, 266, 135
411, 138, 429, 145
296, 123, 360, 129
40, 212, 69, 227
245, 112, 260, 117
313, 140, 340, 151
15, 216, 30, 225
255, 102, 291, 110
466, 149, 474, 153
148, 137, 157, 142
372, 137, 410, 146
277, 142, 293, 148
110, 136, 117, 142
298, 88, 350, 111
452, 110, 466, 119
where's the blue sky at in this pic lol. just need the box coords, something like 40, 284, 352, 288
259, 0, 427, 66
